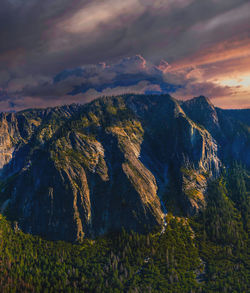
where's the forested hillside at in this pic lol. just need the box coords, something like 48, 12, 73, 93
0, 164, 249, 292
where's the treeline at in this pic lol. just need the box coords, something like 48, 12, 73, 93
0, 216, 200, 292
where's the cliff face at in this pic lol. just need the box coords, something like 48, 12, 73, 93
0, 113, 20, 172
182, 96, 250, 167
0, 94, 249, 241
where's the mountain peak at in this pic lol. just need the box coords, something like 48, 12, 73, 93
185, 96, 214, 108
181, 96, 219, 132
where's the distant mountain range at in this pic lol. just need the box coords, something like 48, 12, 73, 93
0, 94, 249, 241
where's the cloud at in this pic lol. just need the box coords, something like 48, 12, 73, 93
59, 0, 143, 34
1, 54, 246, 112
0, 0, 249, 110
8, 55, 181, 99
1, 0, 249, 72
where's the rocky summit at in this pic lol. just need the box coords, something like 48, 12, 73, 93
0, 94, 249, 241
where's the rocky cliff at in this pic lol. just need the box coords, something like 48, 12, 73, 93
0, 94, 249, 241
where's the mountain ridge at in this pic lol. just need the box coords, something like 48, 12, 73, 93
0, 94, 249, 241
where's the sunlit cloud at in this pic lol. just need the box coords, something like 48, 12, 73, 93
218, 74, 250, 88
59, 0, 143, 34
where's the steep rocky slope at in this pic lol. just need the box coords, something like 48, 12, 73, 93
0, 94, 249, 241
182, 96, 250, 166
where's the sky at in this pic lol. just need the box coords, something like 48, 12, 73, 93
0, 0, 250, 111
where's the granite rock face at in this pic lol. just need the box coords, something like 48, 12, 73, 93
0, 113, 20, 172
0, 94, 249, 241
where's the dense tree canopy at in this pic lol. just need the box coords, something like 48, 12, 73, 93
0, 165, 249, 292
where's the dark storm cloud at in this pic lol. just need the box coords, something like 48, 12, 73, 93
0, 0, 250, 111
0, 0, 85, 70
1, 0, 249, 73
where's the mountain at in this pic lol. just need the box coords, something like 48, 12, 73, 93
0, 94, 249, 241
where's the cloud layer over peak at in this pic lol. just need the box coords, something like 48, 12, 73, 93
1, 55, 243, 111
